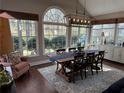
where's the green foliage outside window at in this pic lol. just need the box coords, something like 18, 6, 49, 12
44, 38, 51, 48
51, 35, 66, 49
27, 37, 36, 50
13, 36, 26, 50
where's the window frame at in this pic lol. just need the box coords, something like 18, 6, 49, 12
9, 19, 38, 57
43, 7, 67, 54
91, 24, 115, 45
71, 25, 88, 47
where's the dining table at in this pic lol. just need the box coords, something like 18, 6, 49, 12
48, 49, 104, 81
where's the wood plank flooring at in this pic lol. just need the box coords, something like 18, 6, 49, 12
103, 59, 124, 71
15, 68, 58, 93
15, 60, 124, 93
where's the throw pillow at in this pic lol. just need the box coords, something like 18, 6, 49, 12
8, 51, 21, 65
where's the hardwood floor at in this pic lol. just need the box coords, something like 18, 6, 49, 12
103, 59, 124, 71
15, 60, 124, 93
15, 68, 58, 93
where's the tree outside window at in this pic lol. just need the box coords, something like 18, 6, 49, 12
9, 19, 38, 56
43, 8, 67, 54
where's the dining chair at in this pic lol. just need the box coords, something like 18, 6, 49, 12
94, 51, 105, 73
85, 52, 95, 75
68, 47, 76, 52
65, 53, 86, 83
56, 48, 66, 71
77, 46, 84, 52
56, 48, 66, 54
74, 52, 87, 79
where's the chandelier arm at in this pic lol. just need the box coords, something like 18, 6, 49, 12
83, 0, 86, 17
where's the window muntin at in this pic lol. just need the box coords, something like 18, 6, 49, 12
43, 8, 67, 54
9, 19, 38, 56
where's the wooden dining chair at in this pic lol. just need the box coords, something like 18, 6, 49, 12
94, 51, 105, 73
77, 46, 84, 52
56, 48, 66, 54
68, 47, 76, 52
56, 48, 66, 71
85, 52, 95, 75
65, 53, 86, 83
74, 53, 87, 79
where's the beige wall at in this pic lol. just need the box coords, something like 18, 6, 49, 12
0, 0, 2, 9
94, 11, 124, 19
1, 0, 86, 15
1, 0, 90, 62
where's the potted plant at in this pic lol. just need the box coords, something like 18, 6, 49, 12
0, 64, 12, 87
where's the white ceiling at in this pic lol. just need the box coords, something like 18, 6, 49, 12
79, 0, 124, 17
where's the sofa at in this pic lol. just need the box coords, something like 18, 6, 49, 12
0, 52, 30, 79
102, 77, 124, 93
12, 56, 30, 79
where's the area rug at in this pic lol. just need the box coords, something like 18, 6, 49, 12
38, 65, 124, 93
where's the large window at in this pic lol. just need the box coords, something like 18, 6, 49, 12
117, 23, 124, 44
92, 24, 115, 45
43, 8, 67, 54
9, 19, 38, 56
71, 26, 88, 47
102, 24, 115, 44
92, 25, 103, 45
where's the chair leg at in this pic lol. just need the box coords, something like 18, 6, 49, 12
91, 65, 93, 75
56, 63, 59, 71
96, 63, 98, 74
72, 70, 75, 83
80, 70, 83, 80
101, 62, 103, 71
84, 68, 87, 78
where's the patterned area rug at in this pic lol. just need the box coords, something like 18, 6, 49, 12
38, 65, 124, 93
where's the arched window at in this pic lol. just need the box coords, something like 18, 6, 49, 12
44, 8, 66, 23
43, 8, 67, 54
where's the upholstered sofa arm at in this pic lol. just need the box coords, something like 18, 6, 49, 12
14, 62, 30, 71
20, 57, 28, 61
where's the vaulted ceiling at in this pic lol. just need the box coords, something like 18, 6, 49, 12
79, 0, 124, 17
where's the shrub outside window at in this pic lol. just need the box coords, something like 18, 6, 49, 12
9, 19, 38, 56
43, 8, 67, 54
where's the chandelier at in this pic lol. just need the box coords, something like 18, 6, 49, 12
65, 0, 91, 25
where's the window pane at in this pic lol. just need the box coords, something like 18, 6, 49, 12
44, 8, 66, 54
9, 19, 38, 56
91, 24, 115, 45
92, 25, 102, 29
44, 25, 66, 54
118, 23, 124, 28
71, 27, 87, 47
103, 24, 115, 28
91, 29, 102, 45
117, 23, 124, 44
103, 29, 115, 44
117, 28, 124, 44
44, 8, 66, 23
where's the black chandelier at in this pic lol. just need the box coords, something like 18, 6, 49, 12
65, 0, 91, 25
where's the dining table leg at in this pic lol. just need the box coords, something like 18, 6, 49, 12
55, 63, 70, 81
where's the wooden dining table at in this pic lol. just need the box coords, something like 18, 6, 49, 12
48, 49, 103, 81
